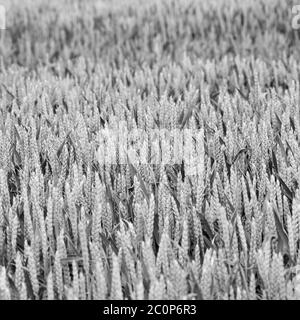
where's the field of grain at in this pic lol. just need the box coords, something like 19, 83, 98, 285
0, 0, 300, 300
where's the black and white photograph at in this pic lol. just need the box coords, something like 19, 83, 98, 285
0, 0, 299, 308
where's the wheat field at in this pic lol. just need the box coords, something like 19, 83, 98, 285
0, 0, 300, 300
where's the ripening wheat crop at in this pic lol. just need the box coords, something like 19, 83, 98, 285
0, 0, 300, 300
